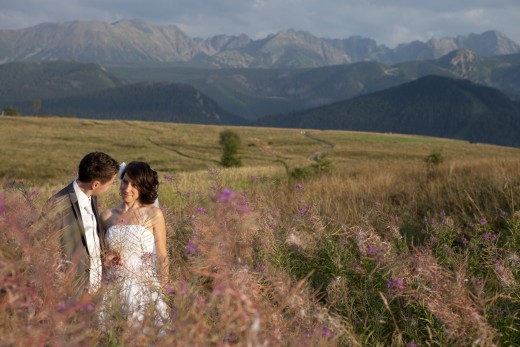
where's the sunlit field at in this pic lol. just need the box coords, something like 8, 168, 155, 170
1, 115, 520, 346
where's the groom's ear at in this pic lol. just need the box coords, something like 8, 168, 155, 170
91, 180, 102, 190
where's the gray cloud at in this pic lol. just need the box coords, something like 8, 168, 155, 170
0, 0, 519, 47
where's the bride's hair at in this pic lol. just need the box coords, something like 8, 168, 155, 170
120, 161, 159, 205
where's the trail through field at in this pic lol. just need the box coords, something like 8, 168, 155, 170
124, 121, 220, 165
302, 131, 335, 162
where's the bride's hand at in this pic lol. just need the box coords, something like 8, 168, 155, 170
104, 250, 122, 267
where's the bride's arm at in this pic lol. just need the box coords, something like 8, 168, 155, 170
152, 208, 169, 285
100, 209, 122, 266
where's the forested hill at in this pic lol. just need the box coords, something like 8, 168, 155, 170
14, 82, 247, 125
0, 61, 124, 102
255, 75, 520, 148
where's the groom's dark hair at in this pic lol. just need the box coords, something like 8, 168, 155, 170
78, 152, 119, 183
121, 161, 159, 205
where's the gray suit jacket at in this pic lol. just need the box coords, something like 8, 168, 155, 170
49, 182, 106, 293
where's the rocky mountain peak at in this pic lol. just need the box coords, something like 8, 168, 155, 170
0, 20, 519, 68
437, 49, 484, 80
455, 30, 520, 56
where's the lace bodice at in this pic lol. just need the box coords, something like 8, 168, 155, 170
102, 224, 169, 325
106, 224, 157, 274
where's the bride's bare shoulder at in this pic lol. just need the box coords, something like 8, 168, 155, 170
145, 205, 164, 220
101, 205, 123, 221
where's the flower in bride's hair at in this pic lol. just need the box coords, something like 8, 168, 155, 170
117, 162, 126, 179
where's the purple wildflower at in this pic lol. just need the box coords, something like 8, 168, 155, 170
184, 239, 197, 255
480, 217, 488, 225
295, 183, 304, 190
217, 188, 235, 203
297, 204, 312, 215
490, 307, 506, 317
366, 245, 380, 257
387, 277, 405, 291
56, 303, 67, 313
56, 300, 76, 313
82, 303, 95, 312
141, 252, 154, 265
164, 174, 175, 182
0, 192, 5, 214
164, 283, 174, 294
207, 167, 220, 176
321, 327, 331, 338
428, 236, 438, 243
500, 210, 508, 217
196, 207, 206, 214
236, 196, 251, 213
482, 233, 497, 241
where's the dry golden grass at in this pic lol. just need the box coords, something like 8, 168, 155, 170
2, 115, 519, 187
2, 115, 520, 345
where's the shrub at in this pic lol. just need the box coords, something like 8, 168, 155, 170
219, 130, 242, 167
2, 106, 20, 116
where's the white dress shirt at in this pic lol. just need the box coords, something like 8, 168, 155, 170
73, 180, 102, 293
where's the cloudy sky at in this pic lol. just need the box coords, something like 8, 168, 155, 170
1, 0, 519, 48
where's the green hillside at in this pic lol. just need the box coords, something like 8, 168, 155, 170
256, 75, 520, 148
0, 61, 124, 103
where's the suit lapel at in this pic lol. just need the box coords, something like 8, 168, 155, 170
91, 196, 106, 251
67, 183, 88, 254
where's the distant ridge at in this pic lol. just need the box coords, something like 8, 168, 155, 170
0, 19, 519, 68
12, 81, 247, 126
255, 75, 520, 148
0, 61, 124, 102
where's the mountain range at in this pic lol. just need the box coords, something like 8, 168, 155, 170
1, 19, 520, 148
1, 19, 519, 68
3, 49, 520, 121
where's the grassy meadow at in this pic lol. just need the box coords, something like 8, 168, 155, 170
1, 115, 520, 346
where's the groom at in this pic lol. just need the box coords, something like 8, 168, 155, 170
48, 152, 119, 295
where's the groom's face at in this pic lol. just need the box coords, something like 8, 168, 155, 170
92, 174, 117, 196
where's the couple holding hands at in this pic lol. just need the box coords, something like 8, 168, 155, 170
47, 152, 169, 325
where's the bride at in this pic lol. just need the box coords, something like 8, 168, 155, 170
100, 161, 169, 326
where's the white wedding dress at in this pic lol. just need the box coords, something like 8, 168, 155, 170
103, 224, 169, 325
